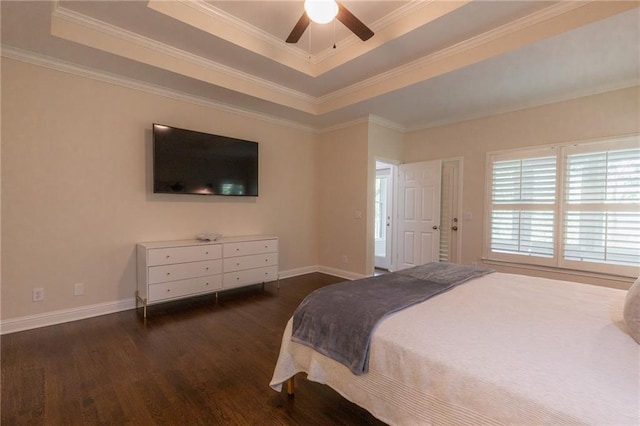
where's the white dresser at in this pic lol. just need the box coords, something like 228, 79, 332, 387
136, 235, 278, 318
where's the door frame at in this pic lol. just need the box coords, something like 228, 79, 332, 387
371, 157, 464, 273
374, 158, 399, 272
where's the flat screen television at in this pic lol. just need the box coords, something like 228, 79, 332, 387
152, 123, 259, 196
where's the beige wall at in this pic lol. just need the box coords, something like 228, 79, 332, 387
315, 119, 404, 278
3, 56, 637, 325
317, 122, 369, 276
1, 58, 318, 319
404, 86, 640, 289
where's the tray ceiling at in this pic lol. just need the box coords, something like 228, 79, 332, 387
2, 1, 638, 131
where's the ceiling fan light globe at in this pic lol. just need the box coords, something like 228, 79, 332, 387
304, 0, 339, 24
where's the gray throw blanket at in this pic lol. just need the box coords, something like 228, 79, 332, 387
291, 262, 494, 375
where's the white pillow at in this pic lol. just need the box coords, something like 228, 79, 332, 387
623, 276, 640, 344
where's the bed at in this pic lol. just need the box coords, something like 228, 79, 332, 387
270, 266, 640, 425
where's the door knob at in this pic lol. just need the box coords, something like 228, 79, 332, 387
432, 225, 439, 230
452, 226, 458, 231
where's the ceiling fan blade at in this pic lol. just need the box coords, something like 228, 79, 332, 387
286, 13, 310, 43
336, 2, 374, 41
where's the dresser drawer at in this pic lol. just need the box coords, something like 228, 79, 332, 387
148, 259, 222, 284
148, 244, 222, 266
148, 275, 223, 302
223, 266, 278, 289
223, 253, 278, 273
223, 239, 278, 258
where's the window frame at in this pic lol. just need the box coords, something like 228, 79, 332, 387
483, 135, 640, 278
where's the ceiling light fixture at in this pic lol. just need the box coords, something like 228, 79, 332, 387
304, 0, 339, 24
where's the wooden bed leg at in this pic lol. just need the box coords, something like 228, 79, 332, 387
286, 377, 295, 396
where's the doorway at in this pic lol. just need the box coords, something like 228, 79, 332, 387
374, 161, 394, 271
372, 158, 462, 272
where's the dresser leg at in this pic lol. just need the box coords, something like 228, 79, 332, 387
135, 291, 148, 320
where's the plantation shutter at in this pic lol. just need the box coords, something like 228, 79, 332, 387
489, 152, 556, 262
485, 136, 639, 276
563, 146, 640, 268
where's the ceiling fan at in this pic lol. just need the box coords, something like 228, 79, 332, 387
286, 0, 375, 44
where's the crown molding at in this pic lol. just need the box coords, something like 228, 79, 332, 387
1, 44, 400, 136
316, 0, 638, 114
312, 0, 433, 63
27, 0, 638, 133
51, 4, 319, 114
186, 0, 308, 59
318, 1, 585, 105
318, 116, 370, 134
368, 114, 406, 133
405, 81, 640, 133
313, 0, 470, 76
1, 45, 319, 134
316, 113, 406, 135
49, 0, 634, 119
148, 0, 446, 77
148, 0, 316, 72
9, 43, 634, 139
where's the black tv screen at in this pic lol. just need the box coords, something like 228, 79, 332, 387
152, 124, 258, 196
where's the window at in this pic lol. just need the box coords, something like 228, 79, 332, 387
490, 154, 556, 260
485, 136, 640, 277
374, 175, 387, 241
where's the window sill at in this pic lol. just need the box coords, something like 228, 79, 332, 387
481, 258, 637, 283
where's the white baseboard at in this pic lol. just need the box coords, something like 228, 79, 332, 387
0, 266, 365, 335
1, 298, 137, 335
317, 266, 366, 281
278, 265, 318, 279
282, 264, 366, 281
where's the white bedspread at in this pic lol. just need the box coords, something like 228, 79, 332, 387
270, 272, 640, 425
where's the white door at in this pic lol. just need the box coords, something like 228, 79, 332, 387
397, 160, 442, 270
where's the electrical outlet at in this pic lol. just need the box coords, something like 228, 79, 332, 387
74, 283, 84, 296
342, 255, 348, 264
32, 288, 44, 302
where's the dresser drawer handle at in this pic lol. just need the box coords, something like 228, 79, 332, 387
166, 255, 170, 259
236, 277, 240, 280
167, 289, 171, 292
205, 251, 209, 255
236, 262, 240, 266
166, 272, 171, 276
205, 267, 209, 270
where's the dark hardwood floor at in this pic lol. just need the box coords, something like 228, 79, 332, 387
1, 273, 386, 425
